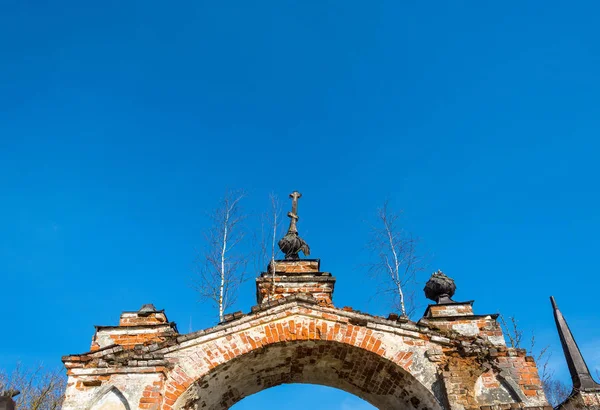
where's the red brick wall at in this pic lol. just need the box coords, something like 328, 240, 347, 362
62, 299, 551, 410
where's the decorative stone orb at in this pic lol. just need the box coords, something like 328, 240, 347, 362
424, 270, 456, 304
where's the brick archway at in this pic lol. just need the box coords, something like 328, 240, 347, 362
171, 339, 444, 410
62, 260, 552, 410
162, 305, 446, 410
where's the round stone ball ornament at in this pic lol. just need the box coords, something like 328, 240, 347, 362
424, 270, 456, 304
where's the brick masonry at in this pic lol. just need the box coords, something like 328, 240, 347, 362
62, 261, 557, 410
256, 259, 335, 305
90, 306, 178, 352
558, 391, 600, 409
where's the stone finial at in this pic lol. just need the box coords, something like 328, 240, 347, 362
138, 303, 158, 315
551, 296, 600, 392
278, 191, 310, 259
424, 270, 456, 304
0, 389, 19, 410
0, 390, 19, 398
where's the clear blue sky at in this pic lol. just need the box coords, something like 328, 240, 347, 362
1, 1, 599, 408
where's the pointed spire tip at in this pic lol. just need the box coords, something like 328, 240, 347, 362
551, 294, 600, 391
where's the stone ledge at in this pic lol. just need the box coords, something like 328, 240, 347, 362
259, 272, 334, 278
257, 274, 335, 281
119, 309, 165, 315
423, 301, 475, 318
422, 314, 500, 321
269, 259, 321, 273
66, 366, 169, 376
95, 323, 178, 331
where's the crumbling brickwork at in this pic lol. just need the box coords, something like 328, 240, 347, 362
256, 259, 335, 305
62, 261, 554, 410
90, 306, 178, 352
558, 391, 600, 409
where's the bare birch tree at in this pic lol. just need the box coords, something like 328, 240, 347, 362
194, 190, 248, 322
253, 193, 282, 301
368, 200, 423, 318
266, 193, 282, 298
0, 363, 66, 410
254, 194, 281, 267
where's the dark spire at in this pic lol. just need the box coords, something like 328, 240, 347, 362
551, 296, 600, 391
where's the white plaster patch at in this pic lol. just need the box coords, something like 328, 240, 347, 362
486, 335, 506, 346
452, 322, 479, 336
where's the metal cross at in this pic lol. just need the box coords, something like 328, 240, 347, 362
287, 191, 302, 233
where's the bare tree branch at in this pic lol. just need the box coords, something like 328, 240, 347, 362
194, 190, 248, 322
499, 315, 523, 349
267, 193, 282, 299
544, 378, 570, 408
498, 314, 570, 407
0, 363, 66, 410
367, 200, 424, 318
254, 193, 282, 267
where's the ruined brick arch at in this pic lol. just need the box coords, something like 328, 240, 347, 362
157, 305, 446, 410
62, 260, 554, 410
169, 339, 444, 410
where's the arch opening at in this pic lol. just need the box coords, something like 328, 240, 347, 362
173, 340, 444, 410
230, 384, 376, 410
89, 386, 130, 410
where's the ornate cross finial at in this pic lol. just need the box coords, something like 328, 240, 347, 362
287, 191, 301, 233
278, 191, 310, 259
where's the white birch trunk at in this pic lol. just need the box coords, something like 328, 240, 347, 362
384, 217, 407, 317
219, 209, 229, 322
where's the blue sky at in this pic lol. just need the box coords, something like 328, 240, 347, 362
1, 1, 599, 408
